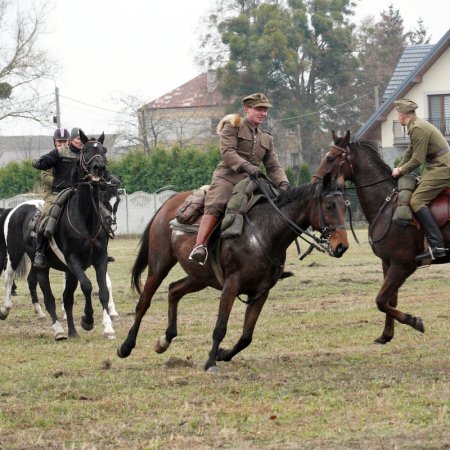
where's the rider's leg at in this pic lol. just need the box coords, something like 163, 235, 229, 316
414, 207, 447, 261
34, 227, 49, 268
189, 214, 219, 265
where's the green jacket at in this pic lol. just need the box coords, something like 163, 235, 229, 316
399, 116, 450, 178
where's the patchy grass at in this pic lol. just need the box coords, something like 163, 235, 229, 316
0, 230, 448, 449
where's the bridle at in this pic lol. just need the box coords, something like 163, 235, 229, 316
79, 140, 106, 180
251, 174, 346, 255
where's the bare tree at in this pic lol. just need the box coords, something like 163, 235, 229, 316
113, 94, 172, 155
0, 0, 56, 127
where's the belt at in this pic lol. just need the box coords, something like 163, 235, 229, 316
426, 147, 449, 162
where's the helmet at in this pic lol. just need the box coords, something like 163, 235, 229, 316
53, 128, 70, 140
70, 127, 81, 139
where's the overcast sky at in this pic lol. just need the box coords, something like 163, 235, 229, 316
4, 0, 449, 136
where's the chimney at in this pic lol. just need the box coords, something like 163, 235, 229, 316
206, 69, 217, 93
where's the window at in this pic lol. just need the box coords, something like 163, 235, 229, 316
428, 94, 450, 136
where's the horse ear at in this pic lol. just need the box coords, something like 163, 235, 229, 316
79, 129, 89, 144
345, 130, 351, 143
332, 130, 337, 143
98, 132, 105, 144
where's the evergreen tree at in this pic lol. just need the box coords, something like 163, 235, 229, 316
408, 18, 431, 44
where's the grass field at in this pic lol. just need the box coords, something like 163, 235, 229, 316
0, 229, 448, 449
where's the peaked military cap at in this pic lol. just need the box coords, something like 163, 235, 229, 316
242, 92, 272, 108
394, 98, 418, 114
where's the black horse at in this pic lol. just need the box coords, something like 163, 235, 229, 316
0, 132, 117, 340
313, 131, 449, 344
118, 173, 349, 371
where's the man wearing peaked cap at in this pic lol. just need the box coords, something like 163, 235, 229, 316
392, 97, 450, 261
394, 98, 418, 114
242, 93, 272, 108
188, 91, 290, 266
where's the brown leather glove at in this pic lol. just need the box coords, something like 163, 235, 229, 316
240, 162, 261, 176
278, 181, 291, 191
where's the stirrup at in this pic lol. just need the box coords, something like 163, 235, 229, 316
415, 247, 447, 262
189, 245, 208, 266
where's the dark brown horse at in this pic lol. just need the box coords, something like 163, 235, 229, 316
313, 131, 449, 344
118, 173, 349, 371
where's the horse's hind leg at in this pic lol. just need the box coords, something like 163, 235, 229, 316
106, 272, 119, 320
216, 292, 269, 364
155, 276, 205, 354
0, 264, 16, 320
118, 268, 172, 358
27, 268, 46, 320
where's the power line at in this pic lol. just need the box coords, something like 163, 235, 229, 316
273, 91, 373, 124
60, 95, 133, 117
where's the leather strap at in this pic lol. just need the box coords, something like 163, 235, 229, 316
426, 147, 449, 162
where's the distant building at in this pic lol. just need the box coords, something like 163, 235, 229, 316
355, 28, 450, 167
141, 70, 303, 169
0, 134, 121, 166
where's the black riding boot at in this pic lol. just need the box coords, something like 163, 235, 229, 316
414, 207, 447, 261
33, 230, 49, 268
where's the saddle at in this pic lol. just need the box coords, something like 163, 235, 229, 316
40, 188, 73, 238
428, 187, 450, 227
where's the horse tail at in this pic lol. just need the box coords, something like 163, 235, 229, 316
131, 218, 153, 294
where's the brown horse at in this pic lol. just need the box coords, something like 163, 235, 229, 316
313, 130, 449, 344
118, 173, 349, 371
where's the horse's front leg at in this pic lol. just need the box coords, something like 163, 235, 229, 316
375, 263, 422, 340
106, 272, 119, 320
62, 271, 79, 338
36, 268, 67, 340
374, 261, 398, 344
95, 264, 115, 340
204, 278, 240, 372
67, 260, 94, 332
216, 291, 269, 363
155, 276, 204, 354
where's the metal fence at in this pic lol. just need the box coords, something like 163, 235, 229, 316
0, 189, 178, 236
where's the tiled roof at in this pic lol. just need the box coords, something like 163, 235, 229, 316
144, 72, 233, 109
382, 45, 434, 101
355, 28, 450, 140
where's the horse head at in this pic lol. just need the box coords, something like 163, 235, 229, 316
77, 129, 107, 182
311, 172, 349, 258
312, 130, 354, 185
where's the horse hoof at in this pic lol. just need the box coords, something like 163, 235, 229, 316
206, 365, 220, 374
413, 316, 425, 333
154, 335, 170, 354
373, 337, 389, 345
55, 332, 67, 341
104, 332, 116, 340
0, 309, 9, 320
37, 314, 47, 321
81, 317, 94, 331
117, 345, 131, 358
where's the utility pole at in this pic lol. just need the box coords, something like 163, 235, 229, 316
54, 86, 61, 127
374, 86, 380, 110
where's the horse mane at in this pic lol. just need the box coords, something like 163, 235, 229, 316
353, 140, 393, 173
275, 182, 319, 207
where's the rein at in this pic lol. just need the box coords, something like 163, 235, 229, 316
251, 174, 338, 254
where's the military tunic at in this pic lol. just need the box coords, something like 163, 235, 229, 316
398, 116, 450, 212
204, 115, 289, 217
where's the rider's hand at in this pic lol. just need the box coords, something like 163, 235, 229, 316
392, 167, 402, 178
241, 162, 261, 176
32, 159, 40, 169
278, 181, 290, 191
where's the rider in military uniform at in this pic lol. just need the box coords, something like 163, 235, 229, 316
189, 92, 290, 265
32, 128, 119, 268
392, 98, 450, 261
